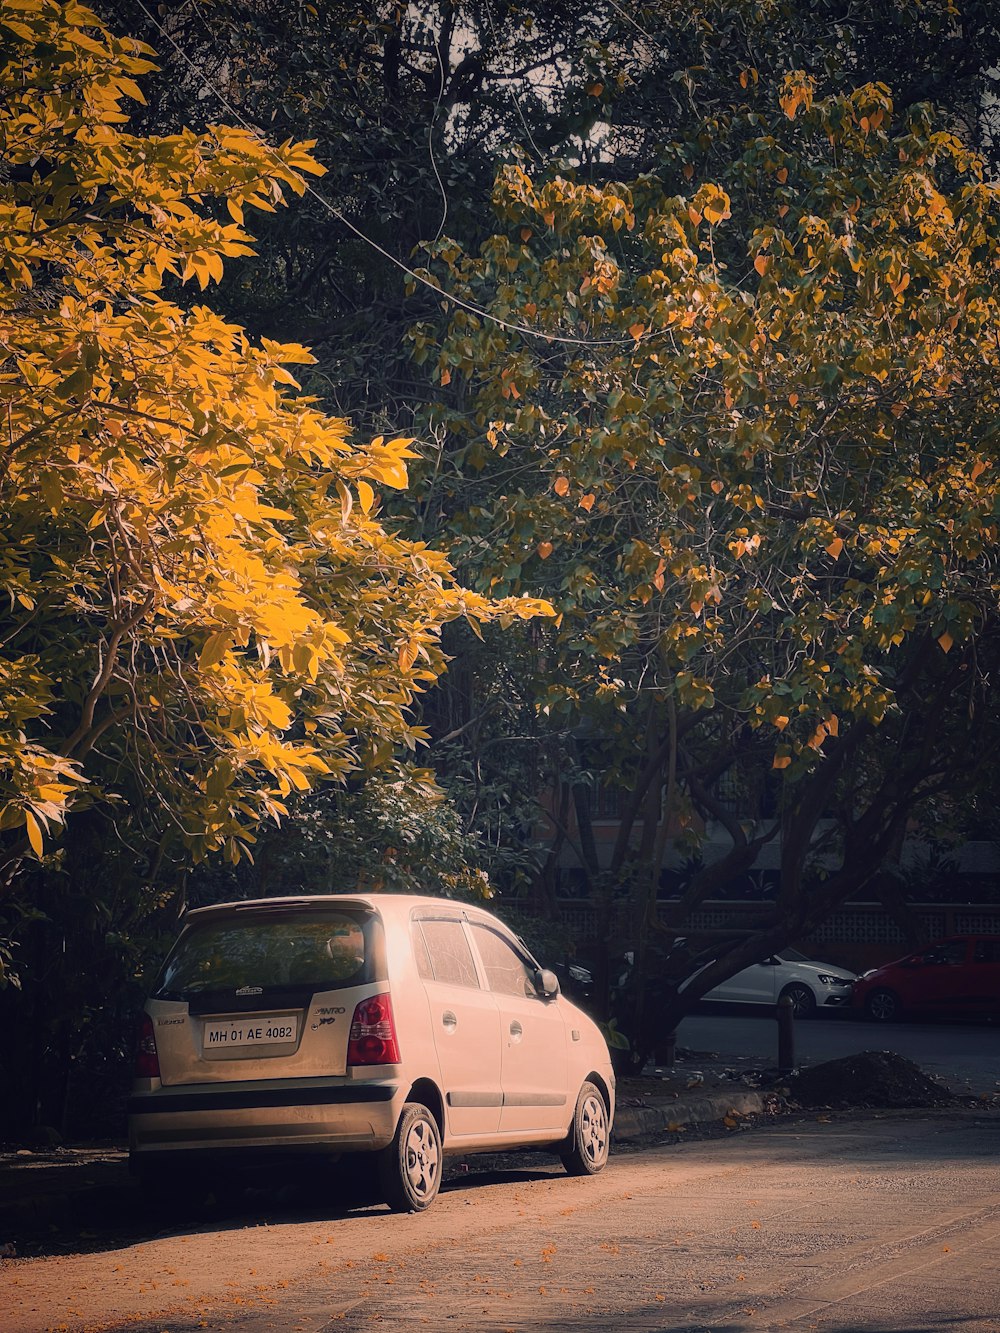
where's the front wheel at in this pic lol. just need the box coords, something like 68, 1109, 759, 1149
560, 1081, 610, 1177
780, 983, 817, 1019
864, 988, 901, 1022
377, 1102, 442, 1213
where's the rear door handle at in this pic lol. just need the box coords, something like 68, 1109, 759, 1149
509, 1020, 523, 1043
441, 1010, 458, 1032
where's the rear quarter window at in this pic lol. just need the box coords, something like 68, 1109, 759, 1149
157, 912, 370, 997
417, 918, 480, 988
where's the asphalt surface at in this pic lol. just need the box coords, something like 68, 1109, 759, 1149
5, 1109, 997, 1332
679, 1009, 1000, 1094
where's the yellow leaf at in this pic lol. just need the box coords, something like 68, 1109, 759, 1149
825, 713, 839, 736
702, 191, 730, 225
199, 631, 232, 670
554, 476, 570, 496
537, 540, 554, 559
440, 367, 451, 386
357, 480, 375, 514
336, 479, 353, 522
711, 480, 724, 494
754, 255, 769, 277
774, 715, 790, 731
371, 461, 408, 489
776, 167, 788, 184
580, 493, 596, 511
938, 631, 954, 653
688, 205, 702, 226
628, 322, 645, 340
788, 392, 799, 406
826, 536, 844, 560
25, 811, 44, 858
773, 753, 792, 770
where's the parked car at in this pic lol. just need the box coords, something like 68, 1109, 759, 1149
852, 935, 1000, 1022
690, 948, 858, 1017
129, 894, 615, 1212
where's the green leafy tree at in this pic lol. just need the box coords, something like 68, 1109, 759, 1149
414, 63, 1000, 1034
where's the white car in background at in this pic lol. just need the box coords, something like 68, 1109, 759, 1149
695, 948, 857, 1017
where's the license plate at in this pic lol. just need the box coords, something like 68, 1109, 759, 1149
203, 1016, 298, 1049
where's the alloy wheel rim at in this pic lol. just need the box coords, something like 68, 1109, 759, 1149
581, 1094, 608, 1164
789, 987, 811, 1017
404, 1118, 440, 1199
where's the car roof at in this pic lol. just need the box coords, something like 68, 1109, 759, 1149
183, 893, 493, 922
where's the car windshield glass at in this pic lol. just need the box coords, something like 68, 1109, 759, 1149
157, 912, 368, 996
780, 948, 809, 963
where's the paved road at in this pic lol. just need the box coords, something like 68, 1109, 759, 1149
678, 1009, 1000, 1094
4, 1112, 999, 1332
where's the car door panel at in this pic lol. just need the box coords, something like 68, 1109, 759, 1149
468, 923, 569, 1134
413, 917, 502, 1139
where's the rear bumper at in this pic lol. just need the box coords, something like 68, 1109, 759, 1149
128, 1077, 405, 1161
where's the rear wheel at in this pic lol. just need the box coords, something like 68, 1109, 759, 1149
864, 988, 901, 1022
560, 1081, 610, 1177
377, 1102, 442, 1212
780, 983, 817, 1019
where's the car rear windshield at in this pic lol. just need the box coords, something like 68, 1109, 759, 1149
155, 910, 373, 999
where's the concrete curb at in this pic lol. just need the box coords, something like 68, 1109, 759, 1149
612, 1089, 768, 1142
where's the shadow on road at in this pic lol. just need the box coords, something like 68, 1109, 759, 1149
0, 1148, 568, 1259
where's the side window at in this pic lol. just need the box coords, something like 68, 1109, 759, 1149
419, 919, 480, 988
470, 924, 539, 999
411, 921, 433, 980
925, 940, 967, 965
973, 939, 1000, 963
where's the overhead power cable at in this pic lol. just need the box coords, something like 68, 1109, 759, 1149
131, 0, 650, 352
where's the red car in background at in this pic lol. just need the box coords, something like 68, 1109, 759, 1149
852, 935, 1000, 1022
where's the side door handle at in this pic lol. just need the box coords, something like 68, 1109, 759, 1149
441, 1009, 458, 1032
508, 1019, 523, 1043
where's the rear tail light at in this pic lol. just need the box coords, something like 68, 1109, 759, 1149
347, 993, 400, 1066
134, 1013, 160, 1079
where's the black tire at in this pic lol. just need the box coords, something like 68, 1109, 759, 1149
377, 1102, 442, 1213
864, 988, 901, 1022
560, 1081, 610, 1177
780, 983, 817, 1019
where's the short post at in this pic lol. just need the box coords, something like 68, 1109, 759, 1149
658, 1030, 677, 1069
776, 994, 795, 1074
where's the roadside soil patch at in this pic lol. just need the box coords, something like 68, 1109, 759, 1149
785, 1049, 962, 1109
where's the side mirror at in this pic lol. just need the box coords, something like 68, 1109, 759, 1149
537, 968, 560, 1000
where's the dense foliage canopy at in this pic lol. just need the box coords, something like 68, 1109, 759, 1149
4, 0, 1000, 1126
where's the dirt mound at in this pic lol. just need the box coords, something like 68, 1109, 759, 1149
787, 1050, 959, 1109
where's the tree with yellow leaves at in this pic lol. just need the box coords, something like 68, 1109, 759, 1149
0, 0, 546, 912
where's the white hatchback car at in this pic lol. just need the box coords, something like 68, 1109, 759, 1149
129, 894, 615, 1211
696, 948, 857, 1017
